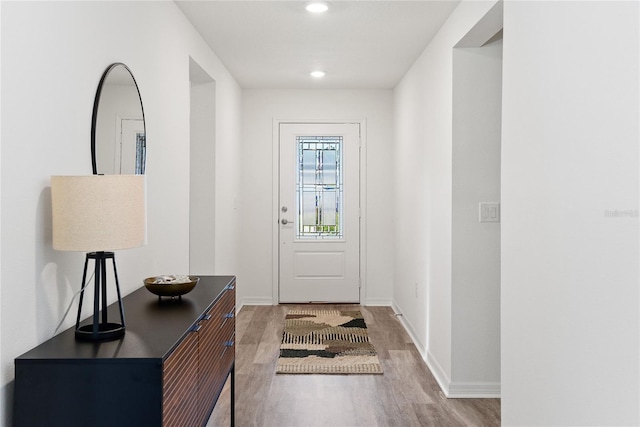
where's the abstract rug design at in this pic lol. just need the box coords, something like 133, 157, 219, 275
276, 309, 383, 374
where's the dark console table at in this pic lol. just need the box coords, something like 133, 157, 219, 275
14, 275, 236, 427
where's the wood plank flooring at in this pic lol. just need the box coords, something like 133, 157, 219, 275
207, 305, 500, 426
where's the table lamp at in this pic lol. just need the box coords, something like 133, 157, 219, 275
51, 175, 146, 341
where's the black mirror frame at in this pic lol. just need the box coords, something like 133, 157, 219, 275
90, 62, 146, 175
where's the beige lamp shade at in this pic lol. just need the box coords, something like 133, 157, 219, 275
51, 175, 146, 252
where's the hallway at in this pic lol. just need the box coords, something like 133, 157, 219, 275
208, 305, 500, 426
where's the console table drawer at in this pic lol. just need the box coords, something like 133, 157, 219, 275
199, 284, 235, 421
163, 331, 199, 427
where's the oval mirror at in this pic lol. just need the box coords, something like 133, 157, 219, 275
91, 63, 146, 175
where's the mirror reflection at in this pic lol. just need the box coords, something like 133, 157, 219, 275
91, 63, 146, 175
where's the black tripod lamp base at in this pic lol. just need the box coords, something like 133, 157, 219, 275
75, 251, 127, 342
75, 323, 125, 341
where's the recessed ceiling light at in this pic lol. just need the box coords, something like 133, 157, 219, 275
310, 71, 325, 78
306, 2, 329, 13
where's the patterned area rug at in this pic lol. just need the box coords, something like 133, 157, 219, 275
276, 309, 383, 374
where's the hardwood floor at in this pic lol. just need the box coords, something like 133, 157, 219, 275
207, 305, 500, 427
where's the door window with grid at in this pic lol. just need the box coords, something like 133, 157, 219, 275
296, 136, 343, 239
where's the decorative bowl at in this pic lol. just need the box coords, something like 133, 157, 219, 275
144, 275, 199, 298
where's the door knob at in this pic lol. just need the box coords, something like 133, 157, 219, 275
281, 218, 292, 225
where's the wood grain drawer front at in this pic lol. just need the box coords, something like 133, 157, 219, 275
163, 331, 199, 427
199, 285, 235, 420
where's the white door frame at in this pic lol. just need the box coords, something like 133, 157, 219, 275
272, 118, 368, 305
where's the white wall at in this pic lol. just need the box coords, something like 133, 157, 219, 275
501, 1, 639, 425
392, 0, 500, 393
239, 89, 394, 307
451, 37, 502, 395
0, 2, 241, 424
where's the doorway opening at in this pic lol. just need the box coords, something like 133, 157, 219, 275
189, 57, 216, 274
449, 8, 502, 397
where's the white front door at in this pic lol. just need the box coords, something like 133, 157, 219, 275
279, 123, 360, 303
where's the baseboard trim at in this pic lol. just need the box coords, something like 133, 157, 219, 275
425, 353, 501, 398
240, 297, 393, 308
426, 351, 452, 396
390, 300, 426, 355
364, 298, 393, 306
447, 381, 501, 398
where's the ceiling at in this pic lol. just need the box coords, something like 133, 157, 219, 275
175, 1, 461, 89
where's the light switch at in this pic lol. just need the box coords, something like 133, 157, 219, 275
479, 202, 500, 223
